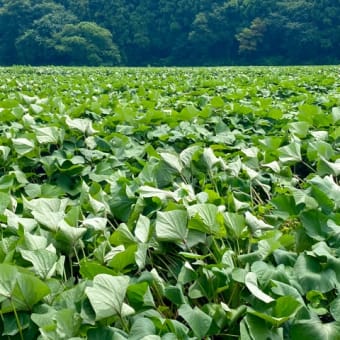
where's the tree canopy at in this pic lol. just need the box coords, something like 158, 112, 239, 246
0, 0, 339, 66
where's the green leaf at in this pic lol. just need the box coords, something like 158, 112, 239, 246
2, 312, 32, 337
134, 215, 151, 243
87, 327, 116, 340
317, 157, 340, 177
309, 175, 340, 209
164, 285, 186, 305
210, 96, 225, 108
20, 249, 58, 279
54, 308, 82, 339
178, 304, 212, 338
66, 116, 97, 135
32, 211, 64, 231
240, 314, 283, 340
300, 210, 329, 241
298, 104, 320, 124
127, 282, 155, 310
288, 121, 310, 138
278, 142, 301, 164
291, 319, 340, 340
79, 261, 117, 280
34, 126, 61, 144
331, 107, 340, 123
129, 317, 156, 340
188, 203, 220, 234
10, 273, 50, 311
155, 210, 188, 242
294, 254, 337, 293
224, 212, 246, 238
0, 192, 10, 214
203, 148, 220, 170
108, 244, 137, 272
330, 296, 340, 321
160, 152, 183, 174
245, 272, 274, 303
0, 263, 18, 299
12, 138, 35, 155
245, 212, 273, 235
85, 274, 134, 320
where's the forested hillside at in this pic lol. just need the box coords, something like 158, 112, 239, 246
0, 0, 339, 66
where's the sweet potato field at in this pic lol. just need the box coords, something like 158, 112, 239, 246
0, 66, 339, 339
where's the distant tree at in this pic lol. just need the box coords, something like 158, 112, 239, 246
0, 0, 33, 64
0, 0, 339, 66
15, 3, 77, 65
54, 22, 121, 65
236, 18, 266, 57
188, 1, 240, 64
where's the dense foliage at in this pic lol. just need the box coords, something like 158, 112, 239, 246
0, 66, 339, 339
0, 0, 339, 66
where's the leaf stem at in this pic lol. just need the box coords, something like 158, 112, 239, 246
10, 300, 24, 340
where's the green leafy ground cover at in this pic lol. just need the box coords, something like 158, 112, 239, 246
0, 66, 339, 339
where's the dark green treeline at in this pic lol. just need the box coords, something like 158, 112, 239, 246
0, 0, 339, 66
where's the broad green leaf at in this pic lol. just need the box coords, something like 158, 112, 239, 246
155, 210, 188, 242
20, 249, 58, 279
288, 121, 310, 138
180, 145, 201, 167
178, 304, 212, 338
56, 221, 87, 246
110, 223, 136, 246
24, 233, 48, 250
0, 192, 10, 214
160, 152, 183, 174
87, 327, 116, 340
188, 203, 220, 234
245, 272, 274, 303
210, 96, 224, 108
2, 312, 32, 337
330, 296, 340, 321
54, 309, 82, 339
294, 254, 337, 293
164, 285, 186, 305
34, 126, 61, 144
271, 280, 304, 304
300, 210, 329, 241
224, 212, 246, 238
0, 146, 10, 161
126, 282, 155, 310
32, 211, 64, 231
65, 116, 97, 135
12, 138, 35, 155
129, 317, 156, 340
2, 272, 50, 312
203, 147, 220, 170
82, 217, 107, 231
135, 215, 151, 243
139, 186, 176, 201
245, 212, 273, 234
240, 314, 283, 340
79, 261, 117, 280
23, 197, 68, 214
309, 175, 340, 209
332, 107, 340, 123
307, 141, 334, 161
298, 104, 320, 124
291, 319, 340, 340
278, 142, 301, 164
85, 274, 134, 320
317, 157, 340, 177
108, 244, 137, 272
0, 264, 18, 298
